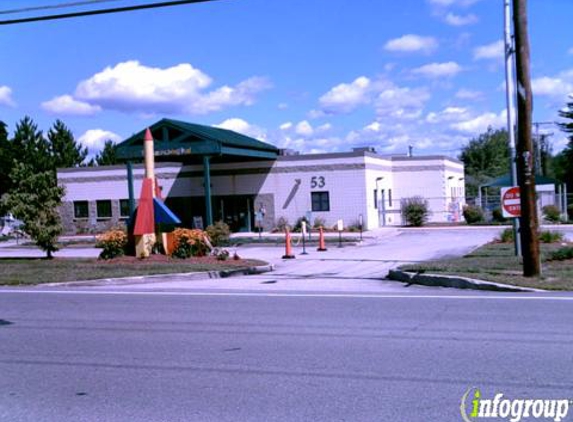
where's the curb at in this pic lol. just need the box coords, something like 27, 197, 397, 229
387, 270, 542, 293
42, 264, 274, 287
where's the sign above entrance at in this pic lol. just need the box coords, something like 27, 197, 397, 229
501, 186, 521, 218
140, 147, 192, 157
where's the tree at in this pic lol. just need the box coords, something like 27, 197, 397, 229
459, 127, 510, 197
0, 120, 13, 198
1, 163, 64, 258
48, 119, 88, 168
12, 116, 53, 175
555, 98, 573, 190
92, 140, 119, 166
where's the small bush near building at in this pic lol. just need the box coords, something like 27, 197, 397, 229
171, 228, 212, 259
492, 208, 507, 223
401, 196, 429, 227
293, 216, 309, 233
498, 228, 514, 243
462, 205, 485, 224
313, 216, 326, 229
274, 217, 290, 232
498, 228, 564, 244
542, 205, 562, 223
96, 229, 128, 260
206, 221, 231, 246
548, 246, 573, 261
539, 230, 564, 244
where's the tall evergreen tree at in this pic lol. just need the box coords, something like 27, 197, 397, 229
0, 120, 12, 198
93, 140, 119, 166
555, 99, 573, 190
12, 116, 53, 175
48, 119, 88, 168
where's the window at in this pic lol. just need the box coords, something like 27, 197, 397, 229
119, 199, 131, 218
373, 190, 378, 209
388, 189, 393, 207
73, 201, 89, 219
96, 200, 112, 219
311, 191, 330, 212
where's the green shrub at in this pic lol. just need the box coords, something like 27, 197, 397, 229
542, 205, 561, 223
401, 196, 429, 227
293, 216, 309, 233
492, 208, 507, 223
539, 230, 564, 244
548, 246, 573, 261
274, 217, 289, 232
347, 220, 362, 232
498, 228, 514, 243
313, 216, 326, 229
206, 221, 230, 246
171, 228, 211, 259
96, 229, 128, 260
463, 205, 485, 224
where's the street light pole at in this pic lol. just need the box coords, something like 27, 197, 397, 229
503, 0, 521, 257
513, 0, 540, 277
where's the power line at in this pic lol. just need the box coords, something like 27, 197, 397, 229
0, 0, 218, 25
0, 1, 123, 16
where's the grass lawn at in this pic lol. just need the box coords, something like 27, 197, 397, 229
0, 256, 267, 286
399, 242, 573, 290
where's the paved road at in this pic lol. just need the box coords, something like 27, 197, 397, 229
1, 289, 573, 422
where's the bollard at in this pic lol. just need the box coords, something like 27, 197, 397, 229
317, 227, 327, 252
282, 228, 295, 259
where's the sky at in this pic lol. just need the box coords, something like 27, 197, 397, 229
1, 0, 572, 158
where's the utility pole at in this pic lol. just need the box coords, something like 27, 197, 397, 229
503, 0, 521, 257
513, 0, 540, 276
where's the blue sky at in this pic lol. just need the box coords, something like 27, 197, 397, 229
1, 0, 572, 158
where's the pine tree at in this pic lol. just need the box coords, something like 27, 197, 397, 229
0, 120, 12, 197
12, 116, 53, 175
555, 99, 573, 189
94, 140, 119, 166
48, 119, 87, 168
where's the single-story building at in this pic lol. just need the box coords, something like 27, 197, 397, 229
57, 118, 466, 234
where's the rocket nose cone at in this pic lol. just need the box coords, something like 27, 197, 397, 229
144, 128, 153, 142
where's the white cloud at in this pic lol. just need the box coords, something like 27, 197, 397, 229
445, 12, 478, 26
318, 76, 371, 114
532, 76, 573, 98
384, 34, 438, 54
215, 118, 267, 141
78, 129, 122, 152
279, 122, 293, 131
474, 40, 504, 60
412, 61, 463, 78
0, 86, 15, 107
426, 107, 470, 123
364, 122, 381, 132
375, 86, 431, 119
41, 95, 101, 116
428, 0, 481, 7
277, 102, 289, 110
455, 88, 483, 100
316, 123, 332, 133
51, 60, 270, 116
450, 110, 507, 133
295, 120, 314, 137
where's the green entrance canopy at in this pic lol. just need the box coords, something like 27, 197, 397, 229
116, 119, 279, 228
116, 118, 279, 162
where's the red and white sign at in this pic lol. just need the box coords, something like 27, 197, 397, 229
501, 186, 521, 218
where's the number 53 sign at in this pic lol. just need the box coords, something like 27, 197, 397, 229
310, 176, 325, 188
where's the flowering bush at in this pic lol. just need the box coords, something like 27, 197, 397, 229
171, 228, 212, 259
96, 229, 128, 260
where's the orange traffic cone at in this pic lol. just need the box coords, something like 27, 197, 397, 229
317, 226, 327, 252
282, 228, 295, 259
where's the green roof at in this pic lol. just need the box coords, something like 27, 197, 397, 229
116, 118, 278, 161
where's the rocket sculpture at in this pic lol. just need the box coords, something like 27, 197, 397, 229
133, 128, 181, 258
